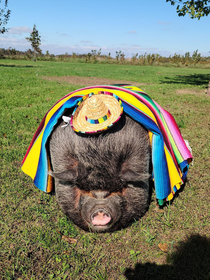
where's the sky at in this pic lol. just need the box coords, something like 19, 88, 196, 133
0, 0, 210, 58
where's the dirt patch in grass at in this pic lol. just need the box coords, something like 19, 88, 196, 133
42, 76, 151, 87
176, 89, 207, 96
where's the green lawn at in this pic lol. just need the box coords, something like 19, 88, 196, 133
0, 60, 210, 279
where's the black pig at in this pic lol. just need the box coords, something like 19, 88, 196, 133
49, 113, 151, 232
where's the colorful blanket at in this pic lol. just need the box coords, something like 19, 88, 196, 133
21, 85, 193, 205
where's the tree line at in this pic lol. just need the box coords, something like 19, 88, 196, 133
0, 46, 210, 67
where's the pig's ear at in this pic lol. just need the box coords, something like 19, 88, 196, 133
49, 154, 81, 182
120, 161, 150, 182
49, 168, 78, 182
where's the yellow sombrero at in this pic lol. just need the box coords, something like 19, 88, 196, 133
70, 92, 123, 134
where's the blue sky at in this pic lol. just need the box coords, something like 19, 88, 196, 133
0, 0, 210, 57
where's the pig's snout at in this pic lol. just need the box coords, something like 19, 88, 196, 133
91, 209, 111, 226
81, 191, 123, 231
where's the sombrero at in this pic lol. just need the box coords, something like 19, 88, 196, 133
70, 92, 123, 134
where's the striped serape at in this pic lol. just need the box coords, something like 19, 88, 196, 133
21, 85, 193, 205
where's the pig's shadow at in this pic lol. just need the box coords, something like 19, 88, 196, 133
124, 234, 210, 280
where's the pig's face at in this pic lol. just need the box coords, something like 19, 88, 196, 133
51, 183, 149, 232
49, 114, 151, 232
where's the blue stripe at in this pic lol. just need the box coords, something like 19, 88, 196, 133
123, 102, 171, 199
180, 160, 189, 182
123, 102, 161, 135
152, 134, 171, 199
34, 96, 81, 191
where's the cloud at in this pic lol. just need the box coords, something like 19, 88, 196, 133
3, 36, 208, 58
128, 30, 137, 34
8, 40, 155, 56
80, 40, 93, 44
158, 21, 170, 25
8, 26, 32, 35
131, 44, 141, 48
0, 37, 30, 46
60, 33, 69, 36
40, 43, 100, 55
0, 36, 167, 57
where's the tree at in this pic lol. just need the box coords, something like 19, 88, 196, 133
167, 0, 210, 94
0, 0, 11, 34
166, 0, 210, 19
25, 24, 41, 62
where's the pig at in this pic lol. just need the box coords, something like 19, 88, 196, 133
49, 112, 151, 232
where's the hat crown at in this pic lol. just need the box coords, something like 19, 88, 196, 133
85, 95, 109, 120
71, 92, 123, 134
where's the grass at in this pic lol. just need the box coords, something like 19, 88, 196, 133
0, 59, 210, 279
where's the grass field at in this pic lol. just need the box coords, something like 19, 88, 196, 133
0, 60, 210, 280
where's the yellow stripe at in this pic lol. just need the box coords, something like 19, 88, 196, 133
21, 93, 79, 179
123, 85, 143, 91
164, 145, 182, 192
98, 118, 104, 124
21, 130, 44, 179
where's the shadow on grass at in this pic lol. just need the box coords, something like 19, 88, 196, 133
124, 234, 210, 280
0, 63, 34, 67
161, 74, 210, 86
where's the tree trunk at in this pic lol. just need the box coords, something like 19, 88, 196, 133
207, 80, 210, 95
33, 50, 36, 62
